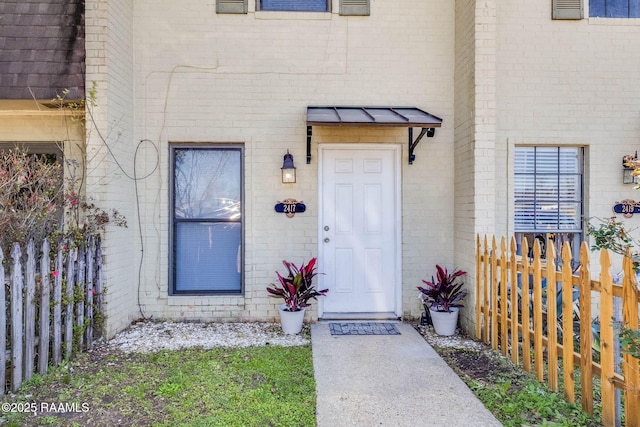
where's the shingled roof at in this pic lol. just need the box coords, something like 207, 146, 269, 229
0, 0, 85, 100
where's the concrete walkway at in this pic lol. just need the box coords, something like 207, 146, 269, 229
311, 322, 502, 427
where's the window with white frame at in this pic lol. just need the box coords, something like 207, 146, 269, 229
514, 146, 584, 266
590, 0, 640, 17
170, 146, 243, 295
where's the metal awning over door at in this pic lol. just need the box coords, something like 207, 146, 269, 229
306, 106, 443, 164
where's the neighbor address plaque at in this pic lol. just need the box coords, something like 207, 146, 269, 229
613, 199, 640, 218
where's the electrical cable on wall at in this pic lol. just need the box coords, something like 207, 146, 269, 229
85, 103, 160, 320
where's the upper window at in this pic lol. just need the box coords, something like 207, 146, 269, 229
514, 146, 584, 266
258, 0, 329, 12
590, 0, 640, 17
170, 146, 243, 295
216, 0, 370, 15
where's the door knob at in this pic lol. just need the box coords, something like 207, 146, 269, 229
324, 238, 330, 243
324, 226, 330, 231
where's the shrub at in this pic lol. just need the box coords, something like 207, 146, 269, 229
0, 147, 63, 250
0, 145, 127, 252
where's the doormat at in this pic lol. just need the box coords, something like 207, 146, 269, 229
329, 322, 401, 336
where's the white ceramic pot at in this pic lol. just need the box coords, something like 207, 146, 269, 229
429, 307, 459, 336
278, 304, 306, 334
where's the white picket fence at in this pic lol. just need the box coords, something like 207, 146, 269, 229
0, 236, 102, 395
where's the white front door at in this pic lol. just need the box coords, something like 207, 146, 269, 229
319, 144, 401, 316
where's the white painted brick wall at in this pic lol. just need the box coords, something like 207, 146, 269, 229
14, 0, 637, 337
497, 1, 640, 277
126, 0, 456, 323
454, 0, 476, 331
453, 0, 498, 332
85, 0, 139, 338
81, 0, 640, 335
452, 0, 640, 332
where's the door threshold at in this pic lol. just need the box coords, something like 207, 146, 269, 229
320, 312, 400, 321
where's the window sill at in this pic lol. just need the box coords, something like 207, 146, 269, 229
254, 11, 333, 20
167, 295, 244, 306
588, 17, 640, 25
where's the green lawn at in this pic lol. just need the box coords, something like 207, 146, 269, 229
432, 346, 603, 427
1, 346, 316, 427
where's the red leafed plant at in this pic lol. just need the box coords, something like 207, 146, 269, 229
417, 265, 467, 313
267, 258, 328, 312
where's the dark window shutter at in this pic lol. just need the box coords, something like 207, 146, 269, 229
217, 0, 248, 14
340, 0, 370, 16
552, 0, 583, 19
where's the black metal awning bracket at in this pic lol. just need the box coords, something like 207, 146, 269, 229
408, 127, 435, 164
409, 128, 420, 164
307, 126, 312, 164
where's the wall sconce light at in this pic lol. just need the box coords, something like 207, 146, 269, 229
623, 151, 639, 185
281, 150, 296, 184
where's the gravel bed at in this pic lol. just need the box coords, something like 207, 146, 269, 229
104, 320, 483, 354
415, 324, 486, 350
105, 321, 310, 353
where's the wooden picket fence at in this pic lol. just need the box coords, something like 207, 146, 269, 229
0, 236, 102, 396
477, 235, 640, 427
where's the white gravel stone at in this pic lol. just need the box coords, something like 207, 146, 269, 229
106, 321, 310, 353
415, 324, 486, 350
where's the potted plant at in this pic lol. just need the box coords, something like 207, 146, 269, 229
267, 257, 328, 334
417, 265, 467, 336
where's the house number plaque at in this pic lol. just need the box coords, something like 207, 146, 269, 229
275, 198, 306, 218
613, 199, 640, 218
